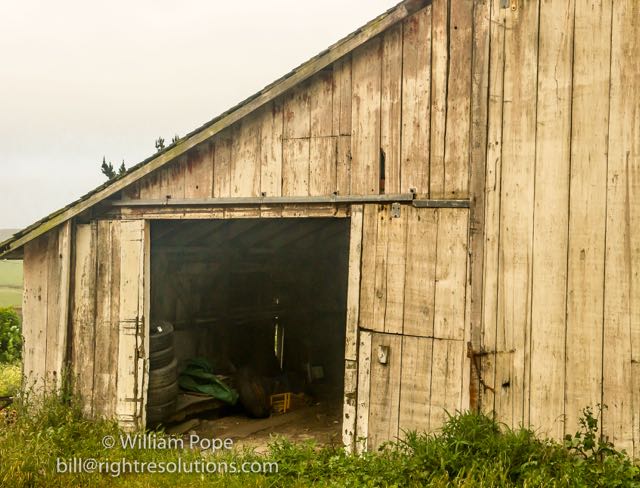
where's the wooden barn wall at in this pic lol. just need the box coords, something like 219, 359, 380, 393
353, 205, 470, 451
124, 2, 473, 202
477, 0, 640, 456
18, 0, 640, 454
22, 221, 71, 390
69, 219, 148, 430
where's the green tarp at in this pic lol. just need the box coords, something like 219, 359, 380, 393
178, 357, 239, 405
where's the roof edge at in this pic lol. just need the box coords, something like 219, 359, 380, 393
0, 0, 430, 258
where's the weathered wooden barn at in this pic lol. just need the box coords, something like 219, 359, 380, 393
1, 0, 639, 454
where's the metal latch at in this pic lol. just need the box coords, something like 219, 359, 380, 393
377, 345, 389, 365
391, 202, 401, 218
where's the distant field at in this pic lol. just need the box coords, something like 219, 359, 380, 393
0, 288, 21, 308
0, 260, 22, 308
0, 260, 22, 287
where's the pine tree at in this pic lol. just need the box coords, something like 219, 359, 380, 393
155, 137, 165, 152
101, 156, 116, 180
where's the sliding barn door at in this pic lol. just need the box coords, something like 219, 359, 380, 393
70, 219, 149, 430
350, 204, 470, 451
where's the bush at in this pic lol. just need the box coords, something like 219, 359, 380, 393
0, 307, 21, 363
0, 362, 21, 396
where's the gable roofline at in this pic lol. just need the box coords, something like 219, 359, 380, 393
0, 0, 429, 258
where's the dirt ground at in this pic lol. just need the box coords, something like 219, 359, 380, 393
192, 402, 342, 453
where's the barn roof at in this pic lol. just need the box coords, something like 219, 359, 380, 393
0, 0, 429, 259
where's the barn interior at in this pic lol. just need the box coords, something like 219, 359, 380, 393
148, 217, 350, 442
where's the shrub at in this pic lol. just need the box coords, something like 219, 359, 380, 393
0, 362, 21, 396
0, 307, 21, 363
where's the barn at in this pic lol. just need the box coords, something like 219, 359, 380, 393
1, 0, 638, 454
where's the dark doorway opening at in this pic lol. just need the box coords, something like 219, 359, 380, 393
147, 217, 350, 445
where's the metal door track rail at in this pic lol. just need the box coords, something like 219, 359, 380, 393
111, 194, 470, 208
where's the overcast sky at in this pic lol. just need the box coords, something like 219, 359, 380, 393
0, 0, 398, 229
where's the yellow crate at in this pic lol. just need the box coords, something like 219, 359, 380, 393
270, 393, 291, 414
270, 392, 305, 414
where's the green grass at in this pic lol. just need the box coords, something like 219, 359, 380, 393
0, 387, 638, 488
0, 362, 21, 396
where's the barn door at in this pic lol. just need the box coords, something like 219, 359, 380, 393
348, 204, 470, 452
116, 220, 149, 429
70, 219, 149, 430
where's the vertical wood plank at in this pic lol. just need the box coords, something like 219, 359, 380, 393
283, 82, 311, 197
230, 117, 260, 197
71, 222, 97, 416
342, 358, 358, 452
140, 220, 151, 427
93, 220, 119, 418
468, 0, 491, 412
333, 51, 353, 197
356, 330, 372, 453
399, 336, 433, 433
381, 24, 403, 194
372, 206, 390, 333
332, 55, 352, 137
564, 0, 612, 436
529, 0, 574, 438
184, 144, 214, 199
480, 0, 507, 416
309, 70, 337, 195
213, 130, 232, 198
403, 206, 438, 337
310, 70, 334, 138
345, 205, 363, 361
494, 0, 539, 429
433, 209, 468, 341
602, 0, 639, 454
22, 235, 49, 390
429, 338, 465, 429
336, 135, 352, 195
282, 138, 310, 195
401, 7, 431, 195
160, 157, 186, 200
44, 229, 61, 385
359, 205, 378, 329
367, 332, 402, 449
444, 0, 473, 198
429, 0, 448, 197
117, 219, 146, 429
138, 170, 160, 200
260, 101, 284, 197
45, 221, 71, 387
284, 81, 311, 139
310, 137, 337, 196
431, 0, 473, 199
351, 38, 382, 195
383, 206, 408, 334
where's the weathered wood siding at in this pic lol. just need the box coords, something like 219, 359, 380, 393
477, 0, 640, 456
17, 0, 640, 454
22, 221, 71, 389
355, 205, 470, 450
69, 219, 148, 429
125, 3, 473, 202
